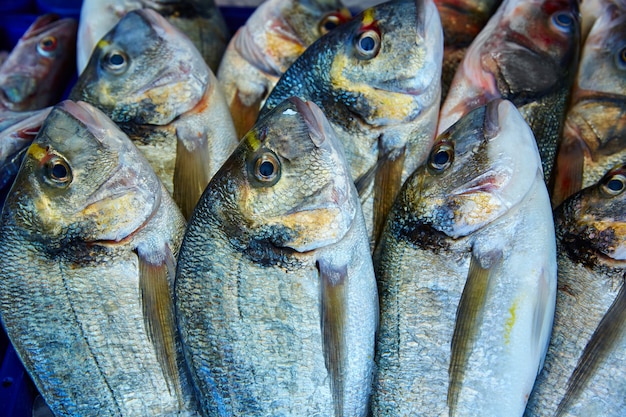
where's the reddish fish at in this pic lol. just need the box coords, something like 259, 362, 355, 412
0, 14, 77, 112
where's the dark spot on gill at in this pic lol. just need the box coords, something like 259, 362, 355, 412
392, 216, 451, 254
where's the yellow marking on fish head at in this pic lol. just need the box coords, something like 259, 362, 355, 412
96, 39, 110, 50
329, 53, 415, 122
504, 299, 519, 345
244, 129, 263, 152
27, 143, 48, 162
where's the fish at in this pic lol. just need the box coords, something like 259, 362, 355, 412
76, 0, 230, 74
0, 107, 51, 206
0, 100, 198, 416
260, 0, 444, 249
551, 4, 626, 207
217, 0, 351, 138
70, 8, 238, 220
435, 0, 502, 100
175, 97, 379, 416
372, 99, 557, 417
438, 0, 581, 184
0, 14, 77, 112
525, 164, 626, 416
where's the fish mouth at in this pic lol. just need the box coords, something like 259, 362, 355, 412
58, 101, 109, 143
130, 67, 204, 97
0, 75, 37, 104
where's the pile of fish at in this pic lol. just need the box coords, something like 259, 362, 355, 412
0, 0, 623, 416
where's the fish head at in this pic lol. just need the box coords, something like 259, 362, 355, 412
283, 0, 352, 45
320, 0, 443, 126
557, 164, 626, 264
481, 0, 580, 102
5, 100, 161, 246
207, 97, 356, 254
0, 14, 77, 111
573, 5, 626, 97
72, 9, 208, 126
404, 99, 542, 238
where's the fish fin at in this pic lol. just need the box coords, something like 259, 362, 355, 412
448, 251, 502, 417
550, 137, 585, 208
317, 259, 347, 417
532, 267, 555, 375
555, 282, 626, 416
173, 126, 212, 220
373, 146, 406, 248
138, 246, 182, 403
230, 91, 265, 139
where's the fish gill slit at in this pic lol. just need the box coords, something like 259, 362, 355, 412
59, 260, 122, 414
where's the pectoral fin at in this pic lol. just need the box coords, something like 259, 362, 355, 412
138, 246, 182, 404
555, 282, 626, 417
550, 137, 585, 208
317, 260, 347, 417
231, 90, 265, 139
174, 126, 212, 220
448, 251, 501, 417
373, 146, 406, 248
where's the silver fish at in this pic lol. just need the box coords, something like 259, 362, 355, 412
525, 164, 626, 417
175, 97, 378, 416
71, 9, 237, 220
373, 99, 557, 416
0, 100, 198, 416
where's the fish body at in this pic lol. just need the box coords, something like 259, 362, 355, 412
175, 97, 378, 416
551, 5, 626, 207
71, 9, 237, 219
0, 14, 77, 112
77, 0, 229, 74
525, 164, 626, 417
217, 0, 351, 138
435, 0, 502, 100
439, 0, 580, 183
260, 0, 443, 247
373, 99, 556, 417
0, 100, 197, 416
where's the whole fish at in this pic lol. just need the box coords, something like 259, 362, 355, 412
373, 99, 556, 417
217, 0, 351, 138
70, 9, 238, 220
260, 0, 444, 248
0, 100, 198, 416
0, 14, 77, 112
76, 0, 229, 74
438, 0, 581, 184
435, 0, 502, 100
175, 97, 378, 417
551, 5, 626, 207
525, 164, 626, 416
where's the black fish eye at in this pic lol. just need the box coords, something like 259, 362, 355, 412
603, 173, 626, 196
102, 50, 128, 74
355, 29, 381, 60
552, 12, 574, 31
428, 142, 454, 172
252, 152, 281, 186
319, 14, 341, 35
616, 47, 626, 68
37, 36, 58, 57
44, 155, 72, 187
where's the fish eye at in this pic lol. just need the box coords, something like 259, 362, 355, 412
252, 152, 281, 186
319, 14, 341, 35
44, 155, 72, 187
37, 36, 58, 57
602, 173, 626, 196
551, 12, 575, 32
102, 50, 128, 74
355, 29, 381, 60
428, 142, 454, 172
